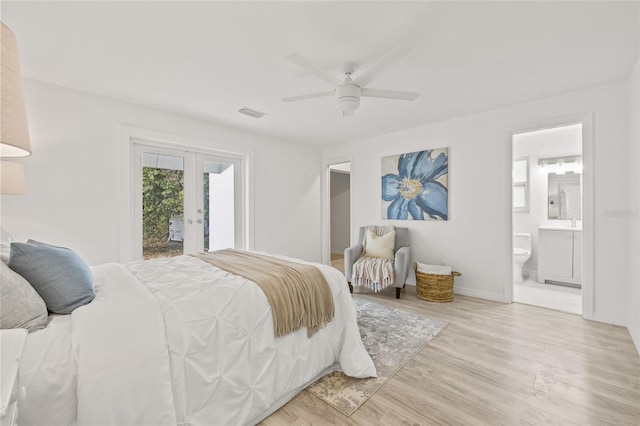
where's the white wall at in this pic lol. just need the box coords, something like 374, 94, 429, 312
513, 126, 582, 280
323, 80, 630, 327
629, 51, 640, 352
208, 166, 235, 251
330, 171, 350, 254
0, 79, 323, 265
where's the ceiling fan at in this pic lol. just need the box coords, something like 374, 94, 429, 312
282, 45, 420, 117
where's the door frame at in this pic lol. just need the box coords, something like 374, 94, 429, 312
504, 112, 594, 320
119, 125, 254, 262
321, 156, 353, 265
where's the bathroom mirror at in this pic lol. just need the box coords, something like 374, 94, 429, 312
548, 172, 581, 220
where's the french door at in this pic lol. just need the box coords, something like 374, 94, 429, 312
132, 143, 244, 260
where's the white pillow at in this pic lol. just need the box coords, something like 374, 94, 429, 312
1, 227, 12, 263
364, 229, 396, 260
0, 261, 48, 332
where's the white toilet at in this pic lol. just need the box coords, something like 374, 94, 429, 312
513, 233, 532, 283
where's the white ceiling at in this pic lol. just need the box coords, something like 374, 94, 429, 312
3, 1, 639, 146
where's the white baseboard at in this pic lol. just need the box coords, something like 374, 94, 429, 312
590, 310, 627, 327
454, 286, 506, 302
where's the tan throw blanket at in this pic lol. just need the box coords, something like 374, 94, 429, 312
195, 249, 334, 338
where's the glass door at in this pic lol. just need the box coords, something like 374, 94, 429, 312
197, 155, 243, 252
135, 146, 187, 259
132, 144, 244, 260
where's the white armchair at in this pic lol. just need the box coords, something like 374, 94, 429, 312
344, 226, 411, 299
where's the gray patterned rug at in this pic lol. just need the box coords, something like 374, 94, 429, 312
307, 296, 447, 416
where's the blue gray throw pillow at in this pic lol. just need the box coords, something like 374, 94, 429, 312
8, 240, 95, 314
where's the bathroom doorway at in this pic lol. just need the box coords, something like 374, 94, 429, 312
511, 123, 583, 314
328, 162, 351, 274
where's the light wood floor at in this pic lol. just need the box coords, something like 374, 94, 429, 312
261, 256, 640, 425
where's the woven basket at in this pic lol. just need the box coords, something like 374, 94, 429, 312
414, 263, 461, 303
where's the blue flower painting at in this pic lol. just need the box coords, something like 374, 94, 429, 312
382, 148, 448, 220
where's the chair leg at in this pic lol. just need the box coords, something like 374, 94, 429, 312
348, 283, 353, 294
395, 287, 401, 299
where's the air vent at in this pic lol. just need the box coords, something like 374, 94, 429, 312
238, 107, 266, 119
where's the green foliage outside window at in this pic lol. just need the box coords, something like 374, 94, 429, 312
142, 167, 212, 258
142, 167, 184, 244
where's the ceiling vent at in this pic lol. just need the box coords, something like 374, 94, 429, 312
238, 107, 266, 119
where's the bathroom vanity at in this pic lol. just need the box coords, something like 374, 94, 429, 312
537, 226, 582, 287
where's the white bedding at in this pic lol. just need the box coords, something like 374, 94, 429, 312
19, 254, 376, 425
19, 315, 76, 426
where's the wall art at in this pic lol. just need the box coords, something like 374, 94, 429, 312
381, 148, 448, 220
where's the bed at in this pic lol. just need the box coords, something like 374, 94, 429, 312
15, 251, 376, 426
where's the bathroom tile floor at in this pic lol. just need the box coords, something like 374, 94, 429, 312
514, 279, 582, 315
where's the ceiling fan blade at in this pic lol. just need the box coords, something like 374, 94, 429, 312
281, 91, 334, 103
352, 45, 411, 88
361, 88, 420, 100
287, 54, 342, 87
342, 110, 354, 117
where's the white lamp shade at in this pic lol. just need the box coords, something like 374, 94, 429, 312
1, 22, 31, 157
1, 160, 26, 194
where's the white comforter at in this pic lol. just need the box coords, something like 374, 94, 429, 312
19, 254, 376, 426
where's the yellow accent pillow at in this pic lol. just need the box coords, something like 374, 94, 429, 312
364, 229, 396, 260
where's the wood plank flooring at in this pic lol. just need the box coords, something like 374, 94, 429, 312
261, 257, 640, 425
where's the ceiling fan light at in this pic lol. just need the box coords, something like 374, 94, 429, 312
335, 84, 361, 113
337, 97, 360, 112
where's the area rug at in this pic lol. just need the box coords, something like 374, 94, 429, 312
307, 297, 447, 416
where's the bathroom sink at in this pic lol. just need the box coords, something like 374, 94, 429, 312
538, 225, 582, 231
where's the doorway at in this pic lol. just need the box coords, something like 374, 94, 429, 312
511, 123, 583, 314
328, 162, 351, 273
132, 143, 245, 260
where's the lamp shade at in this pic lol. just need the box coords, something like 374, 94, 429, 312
0, 160, 26, 194
1, 22, 31, 157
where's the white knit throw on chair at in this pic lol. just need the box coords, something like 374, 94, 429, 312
352, 225, 395, 292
